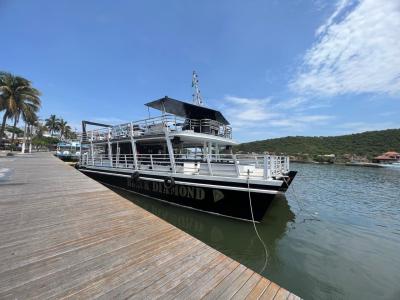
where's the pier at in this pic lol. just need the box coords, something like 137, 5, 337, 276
0, 153, 299, 299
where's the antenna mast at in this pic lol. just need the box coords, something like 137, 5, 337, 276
192, 71, 203, 106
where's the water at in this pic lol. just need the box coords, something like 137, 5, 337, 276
112, 163, 400, 299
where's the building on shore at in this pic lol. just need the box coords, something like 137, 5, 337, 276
372, 151, 400, 163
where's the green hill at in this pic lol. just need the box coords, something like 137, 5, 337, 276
234, 128, 400, 160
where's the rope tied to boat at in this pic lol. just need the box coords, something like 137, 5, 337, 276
247, 170, 269, 274
282, 176, 320, 224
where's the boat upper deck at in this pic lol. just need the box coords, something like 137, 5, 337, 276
82, 114, 233, 144
82, 96, 234, 145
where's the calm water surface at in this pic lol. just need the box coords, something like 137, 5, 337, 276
114, 163, 400, 299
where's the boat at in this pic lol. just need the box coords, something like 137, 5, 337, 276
76, 74, 297, 222
56, 140, 81, 161
381, 162, 400, 168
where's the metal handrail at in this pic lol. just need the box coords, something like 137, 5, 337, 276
81, 114, 233, 142
80, 152, 289, 179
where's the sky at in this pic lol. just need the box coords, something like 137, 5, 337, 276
1, 0, 399, 142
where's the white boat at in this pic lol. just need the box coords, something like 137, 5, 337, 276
76, 74, 297, 222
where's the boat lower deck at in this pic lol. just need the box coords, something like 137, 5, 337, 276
0, 152, 300, 299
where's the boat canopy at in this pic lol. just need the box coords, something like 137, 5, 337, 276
145, 96, 230, 125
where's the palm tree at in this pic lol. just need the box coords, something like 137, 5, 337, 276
0, 72, 41, 146
33, 120, 46, 138
64, 126, 77, 140
45, 114, 59, 136
58, 118, 71, 140
21, 106, 38, 153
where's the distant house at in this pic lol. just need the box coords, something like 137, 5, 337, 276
372, 151, 400, 163
3, 131, 13, 140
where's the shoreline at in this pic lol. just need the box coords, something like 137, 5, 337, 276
291, 160, 387, 168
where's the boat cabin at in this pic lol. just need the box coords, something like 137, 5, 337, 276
79, 97, 289, 179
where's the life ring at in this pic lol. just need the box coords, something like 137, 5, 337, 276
131, 171, 140, 182
164, 177, 175, 189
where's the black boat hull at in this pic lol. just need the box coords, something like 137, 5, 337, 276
80, 169, 285, 222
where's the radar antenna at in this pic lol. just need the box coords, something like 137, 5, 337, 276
192, 71, 203, 106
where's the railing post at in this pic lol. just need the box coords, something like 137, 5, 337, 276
174, 115, 177, 131
79, 134, 83, 164
206, 154, 213, 176
116, 142, 120, 167
263, 156, 270, 179
108, 128, 113, 167
90, 131, 94, 166
165, 131, 176, 173
286, 156, 290, 173
233, 155, 240, 177
150, 154, 154, 169
130, 122, 138, 170
100, 155, 103, 166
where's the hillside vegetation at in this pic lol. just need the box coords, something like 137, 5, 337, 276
235, 129, 400, 159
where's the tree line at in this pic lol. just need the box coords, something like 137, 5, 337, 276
234, 128, 400, 160
0, 71, 77, 151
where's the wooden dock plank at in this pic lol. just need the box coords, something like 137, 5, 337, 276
88, 243, 213, 299
129, 246, 220, 299
0, 153, 300, 299
274, 287, 291, 300
213, 267, 255, 299
245, 277, 271, 299
231, 272, 262, 299
260, 281, 281, 299
186, 260, 240, 299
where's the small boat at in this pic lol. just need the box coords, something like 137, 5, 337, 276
381, 162, 400, 168
56, 140, 81, 161
77, 75, 296, 222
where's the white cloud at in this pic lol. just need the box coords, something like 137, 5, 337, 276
273, 97, 309, 109
291, 0, 400, 96
221, 95, 334, 133
93, 117, 128, 124
315, 0, 354, 35
224, 96, 278, 123
225, 96, 271, 106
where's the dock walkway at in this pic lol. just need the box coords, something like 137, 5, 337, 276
0, 152, 299, 299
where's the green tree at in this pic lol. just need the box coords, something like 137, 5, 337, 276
21, 105, 38, 153
58, 118, 71, 140
45, 114, 59, 136
0, 72, 41, 145
34, 121, 47, 138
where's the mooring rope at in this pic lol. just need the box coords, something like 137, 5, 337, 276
283, 176, 320, 223
247, 173, 268, 274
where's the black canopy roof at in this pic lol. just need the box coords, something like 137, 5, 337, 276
145, 96, 230, 125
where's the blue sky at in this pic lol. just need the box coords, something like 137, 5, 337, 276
1, 0, 399, 142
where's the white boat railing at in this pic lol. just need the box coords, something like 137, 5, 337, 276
81, 114, 232, 142
80, 152, 289, 179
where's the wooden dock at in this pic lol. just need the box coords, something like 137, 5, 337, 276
0, 152, 300, 299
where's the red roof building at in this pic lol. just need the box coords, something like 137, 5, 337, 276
373, 151, 400, 163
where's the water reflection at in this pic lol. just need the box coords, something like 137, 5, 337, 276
110, 163, 400, 299
113, 189, 295, 273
